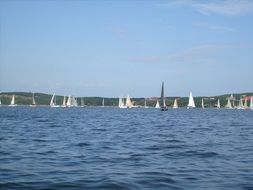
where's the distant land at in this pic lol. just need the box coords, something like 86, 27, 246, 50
1, 92, 253, 108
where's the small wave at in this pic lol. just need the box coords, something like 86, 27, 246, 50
76, 142, 91, 147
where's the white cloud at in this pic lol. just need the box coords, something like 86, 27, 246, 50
160, 0, 253, 16
194, 0, 253, 16
194, 22, 236, 32
129, 44, 241, 64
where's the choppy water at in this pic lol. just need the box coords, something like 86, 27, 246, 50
0, 107, 253, 190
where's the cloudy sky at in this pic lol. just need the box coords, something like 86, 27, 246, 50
1, 0, 253, 97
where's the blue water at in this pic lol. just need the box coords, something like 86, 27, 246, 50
0, 107, 253, 190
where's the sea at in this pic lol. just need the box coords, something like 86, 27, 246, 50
0, 107, 253, 190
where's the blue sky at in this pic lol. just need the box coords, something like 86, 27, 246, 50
1, 0, 253, 97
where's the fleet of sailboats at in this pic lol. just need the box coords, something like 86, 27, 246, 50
1, 88, 253, 110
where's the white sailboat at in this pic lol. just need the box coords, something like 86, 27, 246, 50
9, 95, 17, 107
201, 98, 205, 109
250, 96, 253, 109
225, 97, 233, 109
0, 98, 1, 106
50, 93, 60, 107
102, 98, 105, 107
118, 97, 126, 108
173, 99, 178, 109
126, 95, 134, 108
155, 100, 160, 108
217, 99, 221, 109
66, 96, 78, 107
30, 93, 36, 107
187, 92, 195, 109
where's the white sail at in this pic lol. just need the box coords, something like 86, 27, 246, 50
9, 95, 17, 106
0, 98, 1, 105
217, 99, 220, 109
155, 100, 160, 108
126, 95, 134, 108
238, 98, 243, 109
201, 98, 204, 109
102, 98, 105, 107
32, 93, 36, 105
225, 97, 232, 109
250, 96, 253, 109
173, 99, 178, 109
11, 95, 15, 105
66, 95, 71, 107
187, 92, 196, 108
50, 94, 55, 107
118, 97, 126, 108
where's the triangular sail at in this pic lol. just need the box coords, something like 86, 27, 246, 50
50, 94, 55, 106
11, 95, 15, 105
66, 95, 71, 107
187, 92, 196, 108
155, 100, 160, 108
173, 99, 178, 108
217, 99, 220, 109
201, 98, 204, 109
160, 82, 168, 111
126, 95, 133, 108
102, 98, 104, 107
144, 98, 147, 108
225, 97, 232, 109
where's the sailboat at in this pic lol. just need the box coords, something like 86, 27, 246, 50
61, 96, 66, 107
217, 99, 221, 109
118, 97, 126, 108
187, 92, 195, 109
50, 93, 59, 107
225, 97, 233, 109
126, 95, 134, 108
173, 98, 178, 109
160, 82, 168, 111
201, 98, 205, 109
30, 93, 36, 107
155, 99, 160, 108
102, 98, 105, 107
250, 96, 253, 109
9, 95, 17, 107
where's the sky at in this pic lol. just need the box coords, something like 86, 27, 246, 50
0, 0, 253, 97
